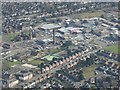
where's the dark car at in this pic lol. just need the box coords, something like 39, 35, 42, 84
2, 43, 10, 49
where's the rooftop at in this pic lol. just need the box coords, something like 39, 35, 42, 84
41, 23, 61, 30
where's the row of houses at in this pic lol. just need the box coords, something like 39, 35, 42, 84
40, 51, 82, 73
22, 73, 53, 89
56, 73, 75, 88
3, 69, 33, 88
40, 44, 95, 73
104, 61, 120, 69
97, 60, 120, 76
3, 69, 54, 89
40, 78, 63, 89
96, 49, 118, 60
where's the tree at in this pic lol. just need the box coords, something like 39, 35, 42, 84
78, 74, 84, 80
106, 77, 112, 88
41, 17, 46, 22
100, 14, 105, 18
67, 49, 72, 56
39, 63, 44, 73
63, 40, 72, 49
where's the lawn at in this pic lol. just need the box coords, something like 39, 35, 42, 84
3, 33, 19, 42
48, 48, 61, 55
82, 64, 100, 79
9, 61, 22, 66
42, 55, 59, 61
3, 60, 22, 70
28, 60, 44, 66
2, 60, 10, 71
104, 44, 120, 54
69, 10, 104, 19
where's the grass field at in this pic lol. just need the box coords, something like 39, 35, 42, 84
42, 55, 58, 61
69, 10, 104, 19
48, 48, 61, 55
82, 64, 100, 79
3, 60, 22, 70
3, 33, 18, 42
28, 60, 44, 66
9, 61, 22, 66
104, 44, 120, 54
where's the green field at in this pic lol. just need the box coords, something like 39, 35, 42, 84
104, 44, 120, 54
28, 60, 44, 65
9, 61, 22, 66
69, 10, 104, 19
42, 55, 59, 61
48, 48, 61, 55
3, 33, 18, 42
3, 60, 22, 70
82, 64, 100, 79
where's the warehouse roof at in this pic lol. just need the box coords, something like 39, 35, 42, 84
41, 23, 61, 30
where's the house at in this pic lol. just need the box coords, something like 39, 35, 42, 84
107, 62, 114, 67
64, 56, 70, 62
54, 61, 59, 66
17, 70, 33, 81
44, 65, 50, 72
42, 67, 46, 73
59, 59, 64, 65
7, 78, 19, 88
49, 64, 54, 69
69, 28, 81, 34
102, 82, 110, 88
3, 66, 24, 80
69, 56, 73, 60
72, 54, 76, 59
113, 64, 120, 69
67, 61, 78, 69
23, 73, 53, 89
89, 78, 95, 84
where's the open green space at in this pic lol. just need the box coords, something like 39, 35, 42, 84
47, 48, 61, 55
104, 44, 120, 54
42, 55, 59, 61
9, 61, 23, 66
2, 60, 10, 71
2, 60, 22, 71
3, 33, 19, 42
28, 60, 44, 66
69, 10, 104, 19
82, 64, 100, 79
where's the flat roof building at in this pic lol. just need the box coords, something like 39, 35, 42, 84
40, 23, 61, 44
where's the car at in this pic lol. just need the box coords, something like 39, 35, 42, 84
103, 71, 106, 74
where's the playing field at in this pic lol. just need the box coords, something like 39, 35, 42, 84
82, 64, 100, 79
104, 44, 120, 54
69, 10, 104, 19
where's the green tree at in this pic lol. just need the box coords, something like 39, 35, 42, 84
63, 40, 72, 49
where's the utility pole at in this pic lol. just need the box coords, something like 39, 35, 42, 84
53, 29, 55, 44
